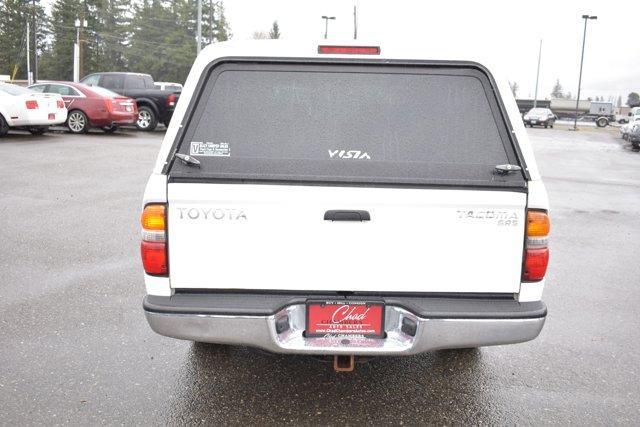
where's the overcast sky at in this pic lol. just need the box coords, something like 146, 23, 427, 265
224, 0, 640, 101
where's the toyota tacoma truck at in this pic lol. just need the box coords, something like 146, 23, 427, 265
140, 40, 550, 371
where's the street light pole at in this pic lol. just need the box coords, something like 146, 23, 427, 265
197, 0, 202, 54
321, 15, 335, 39
573, 14, 597, 131
533, 39, 542, 109
32, 0, 37, 82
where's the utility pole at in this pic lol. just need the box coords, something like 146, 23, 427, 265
74, 18, 86, 82
26, 21, 32, 85
353, 5, 357, 40
197, 0, 202, 54
533, 39, 542, 109
573, 14, 597, 131
32, 0, 38, 82
322, 15, 335, 39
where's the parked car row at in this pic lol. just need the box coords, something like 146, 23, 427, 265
80, 72, 180, 131
1, 71, 182, 137
29, 82, 138, 134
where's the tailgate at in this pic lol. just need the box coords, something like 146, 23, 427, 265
167, 183, 526, 293
164, 60, 528, 294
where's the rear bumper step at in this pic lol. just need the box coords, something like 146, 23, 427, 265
143, 294, 546, 355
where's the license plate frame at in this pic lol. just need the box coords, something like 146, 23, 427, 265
305, 300, 385, 338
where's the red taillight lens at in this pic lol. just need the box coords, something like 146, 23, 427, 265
141, 204, 167, 276
25, 100, 39, 109
56, 99, 64, 108
523, 248, 549, 281
318, 45, 380, 55
141, 241, 167, 275
523, 210, 550, 281
166, 94, 177, 107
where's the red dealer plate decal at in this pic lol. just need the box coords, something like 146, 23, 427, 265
306, 301, 385, 338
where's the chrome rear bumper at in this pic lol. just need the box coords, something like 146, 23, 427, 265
144, 297, 546, 356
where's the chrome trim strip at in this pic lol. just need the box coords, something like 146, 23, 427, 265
145, 304, 545, 355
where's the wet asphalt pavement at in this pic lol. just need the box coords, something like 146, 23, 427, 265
1, 126, 639, 425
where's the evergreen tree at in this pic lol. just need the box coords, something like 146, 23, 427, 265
212, 1, 230, 42
269, 20, 280, 39
40, 0, 83, 80
509, 81, 519, 98
0, 0, 48, 80
90, 0, 130, 72
627, 92, 640, 107
551, 79, 564, 98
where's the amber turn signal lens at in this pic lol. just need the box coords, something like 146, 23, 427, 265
141, 204, 166, 231
527, 210, 550, 237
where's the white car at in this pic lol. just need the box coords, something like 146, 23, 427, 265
140, 40, 550, 371
0, 83, 68, 136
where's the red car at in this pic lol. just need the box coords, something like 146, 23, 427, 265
28, 82, 138, 134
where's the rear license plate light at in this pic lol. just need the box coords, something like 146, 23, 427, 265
306, 301, 385, 338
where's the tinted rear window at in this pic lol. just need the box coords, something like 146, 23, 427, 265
170, 62, 523, 187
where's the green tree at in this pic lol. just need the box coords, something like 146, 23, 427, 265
269, 20, 280, 39
90, 0, 130, 73
627, 92, 640, 107
509, 81, 518, 98
0, 0, 48, 80
212, 1, 230, 42
551, 79, 564, 98
39, 0, 83, 80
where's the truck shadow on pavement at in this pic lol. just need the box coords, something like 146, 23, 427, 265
163, 343, 487, 424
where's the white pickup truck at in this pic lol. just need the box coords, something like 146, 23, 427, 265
140, 40, 550, 371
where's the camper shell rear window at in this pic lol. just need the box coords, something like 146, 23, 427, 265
168, 61, 525, 188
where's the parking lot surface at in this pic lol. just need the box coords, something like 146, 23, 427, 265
1, 127, 639, 425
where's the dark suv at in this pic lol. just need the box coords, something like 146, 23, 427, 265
81, 72, 180, 131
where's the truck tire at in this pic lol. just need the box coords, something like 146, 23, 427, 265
136, 106, 157, 132
596, 117, 609, 128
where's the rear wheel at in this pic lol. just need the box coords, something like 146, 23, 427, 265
136, 106, 157, 131
596, 117, 609, 128
28, 126, 48, 135
102, 124, 118, 134
67, 110, 88, 133
0, 115, 9, 137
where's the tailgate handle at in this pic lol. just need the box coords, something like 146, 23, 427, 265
324, 210, 370, 222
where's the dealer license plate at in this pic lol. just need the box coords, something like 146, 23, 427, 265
306, 300, 385, 338
48, 113, 55, 120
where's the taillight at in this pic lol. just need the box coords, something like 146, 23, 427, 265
56, 99, 64, 109
25, 100, 39, 109
166, 94, 177, 107
104, 98, 114, 113
318, 45, 380, 55
523, 210, 550, 281
141, 204, 167, 275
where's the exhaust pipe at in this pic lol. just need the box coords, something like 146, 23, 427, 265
333, 355, 355, 372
